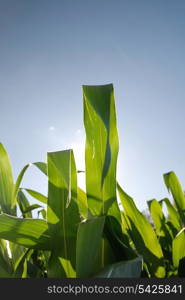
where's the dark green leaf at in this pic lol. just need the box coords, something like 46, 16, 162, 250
76, 216, 105, 277
95, 256, 142, 278
17, 190, 32, 218
22, 204, 42, 214
33, 162, 47, 176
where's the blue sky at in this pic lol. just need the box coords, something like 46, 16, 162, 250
0, 0, 185, 211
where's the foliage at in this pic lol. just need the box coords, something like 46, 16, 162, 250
0, 84, 184, 278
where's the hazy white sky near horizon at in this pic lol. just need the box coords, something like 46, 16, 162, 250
0, 0, 185, 211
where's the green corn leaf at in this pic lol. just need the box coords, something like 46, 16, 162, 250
117, 184, 165, 277
76, 216, 117, 278
13, 248, 32, 278
83, 84, 119, 215
163, 172, 185, 224
9, 242, 25, 270
106, 202, 137, 260
48, 248, 79, 278
17, 190, 32, 218
0, 239, 10, 264
148, 199, 172, 240
0, 249, 12, 277
104, 215, 137, 261
76, 216, 105, 277
95, 256, 142, 278
96, 236, 117, 271
172, 228, 185, 268
22, 204, 42, 214
148, 199, 164, 237
0, 143, 15, 215
14, 256, 27, 278
33, 162, 47, 176
160, 198, 181, 233
47, 250, 68, 278
148, 199, 172, 252
14, 164, 30, 201
38, 209, 46, 219
47, 149, 80, 277
108, 198, 122, 225
0, 239, 12, 271
24, 189, 47, 204
77, 187, 88, 219
178, 257, 185, 277
0, 214, 51, 250
121, 212, 131, 236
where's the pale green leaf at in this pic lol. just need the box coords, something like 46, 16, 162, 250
47, 149, 80, 277
83, 84, 119, 215
14, 164, 30, 201
0, 214, 51, 250
172, 228, 185, 268
24, 189, 47, 204
160, 198, 181, 232
148, 199, 172, 252
0, 143, 15, 215
118, 183, 165, 277
163, 172, 185, 224
77, 187, 88, 219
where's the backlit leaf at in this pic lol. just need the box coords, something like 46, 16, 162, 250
0, 214, 51, 250
83, 84, 119, 215
118, 184, 165, 277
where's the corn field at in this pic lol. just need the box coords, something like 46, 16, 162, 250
0, 84, 185, 278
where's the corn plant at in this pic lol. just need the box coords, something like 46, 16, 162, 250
0, 84, 184, 278
0, 143, 48, 277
